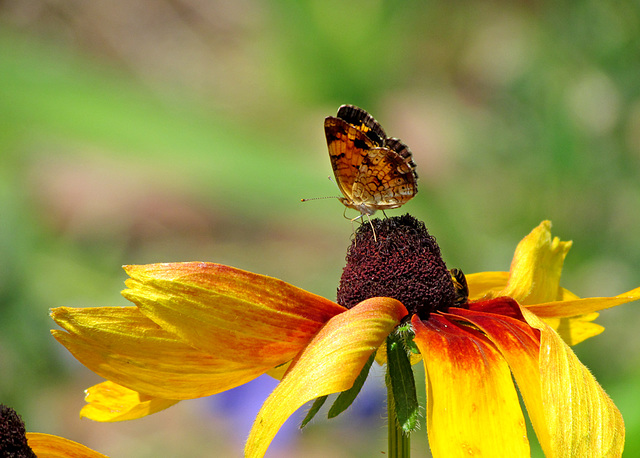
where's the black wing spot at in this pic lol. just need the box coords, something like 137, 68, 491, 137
353, 138, 369, 150
336, 104, 387, 146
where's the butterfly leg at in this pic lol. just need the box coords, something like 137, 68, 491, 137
344, 212, 377, 243
365, 214, 377, 242
349, 213, 377, 242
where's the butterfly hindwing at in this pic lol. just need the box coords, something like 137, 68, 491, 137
352, 146, 418, 209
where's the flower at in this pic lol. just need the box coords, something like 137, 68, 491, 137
0, 404, 107, 458
51, 216, 639, 457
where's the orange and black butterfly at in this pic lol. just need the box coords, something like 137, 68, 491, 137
324, 105, 418, 217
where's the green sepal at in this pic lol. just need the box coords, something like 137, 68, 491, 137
396, 322, 419, 355
300, 395, 328, 429
327, 351, 375, 418
386, 333, 419, 433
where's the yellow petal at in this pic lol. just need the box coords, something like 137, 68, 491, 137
527, 286, 640, 318
245, 297, 407, 458
80, 381, 178, 422
51, 306, 268, 399
496, 221, 573, 304
465, 271, 509, 301
26, 432, 108, 458
122, 263, 346, 365
543, 313, 604, 346
522, 308, 625, 457
463, 297, 625, 455
454, 300, 551, 455
266, 361, 291, 381
412, 312, 530, 457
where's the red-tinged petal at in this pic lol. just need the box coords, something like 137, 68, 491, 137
522, 308, 625, 457
527, 286, 640, 318
26, 433, 108, 458
457, 299, 624, 456
467, 297, 529, 320
80, 381, 178, 422
245, 297, 407, 458
465, 271, 509, 301
448, 301, 551, 455
412, 313, 530, 458
122, 263, 346, 366
51, 306, 269, 399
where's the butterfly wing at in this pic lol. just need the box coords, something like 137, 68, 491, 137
324, 116, 379, 207
324, 105, 418, 214
351, 139, 418, 210
336, 104, 387, 146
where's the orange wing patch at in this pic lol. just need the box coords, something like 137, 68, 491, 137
324, 105, 418, 216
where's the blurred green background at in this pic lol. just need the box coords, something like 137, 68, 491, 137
1, 1, 639, 456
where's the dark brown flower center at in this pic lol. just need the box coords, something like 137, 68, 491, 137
0, 405, 37, 458
337, 214, 456, 319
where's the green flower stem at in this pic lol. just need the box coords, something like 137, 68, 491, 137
387, 368, 410, 458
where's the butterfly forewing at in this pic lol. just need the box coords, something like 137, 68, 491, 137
336, 104, 387, 147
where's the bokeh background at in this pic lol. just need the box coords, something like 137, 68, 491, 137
1, 1, 639, 456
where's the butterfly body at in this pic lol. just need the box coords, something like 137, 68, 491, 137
324, 105, 418, 216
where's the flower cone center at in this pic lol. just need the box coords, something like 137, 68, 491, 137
337, 214, 455, 319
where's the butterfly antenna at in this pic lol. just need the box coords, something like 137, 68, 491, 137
301, 176, 342, 202
300, 196, 341, 202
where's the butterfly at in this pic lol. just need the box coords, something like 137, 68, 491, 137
324, 105, 418, 218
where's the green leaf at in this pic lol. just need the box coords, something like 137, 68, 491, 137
327, 351, 375, 418
300, 395, 328, 429
386, 333, 419, 433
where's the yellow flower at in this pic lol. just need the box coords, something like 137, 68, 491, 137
51, 217, 639, 457
468, 220, 640, 346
